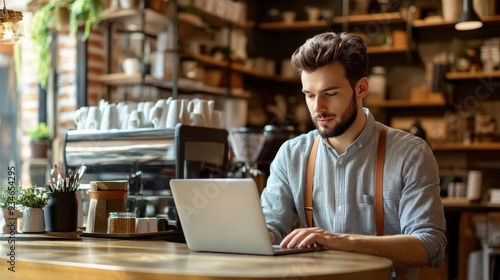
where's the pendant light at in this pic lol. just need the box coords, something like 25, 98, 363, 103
0, 0, 23, 45
455, 0, 483, 31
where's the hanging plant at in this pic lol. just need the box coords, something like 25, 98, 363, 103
30, 1, 60, 89
70, 0, 104, 40
30, 0, 103, 89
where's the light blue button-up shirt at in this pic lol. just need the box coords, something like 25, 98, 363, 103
261, 108, 446, 276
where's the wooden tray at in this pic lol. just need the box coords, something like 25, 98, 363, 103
0, 230, 83, 241
80, 230, 182, 239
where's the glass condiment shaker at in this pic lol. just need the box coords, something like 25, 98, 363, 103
107, 212, 136, 234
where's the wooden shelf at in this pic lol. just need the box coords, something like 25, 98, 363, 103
445, 71, 500, 80
97, 72, 150, 85
100, 8, 169, 35
258, 12, 405, 31
431, 142, 500, 151
258, 20, 330, 31
413, 15, 500, 28
365, 99, 446, 108
97, 73, 249, 97
177, 3, 251, 29
188, 53, 301, 83
347, 12, 405, 25
367, 44, 409, 54
101, 8, 169, 25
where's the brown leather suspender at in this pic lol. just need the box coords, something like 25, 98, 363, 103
375, 126, 388, 236
305, 126, 388, 236
305, 135, 320, 229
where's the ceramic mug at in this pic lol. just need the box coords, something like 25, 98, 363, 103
74, 106, 89, 130
122, 58, 140, 74
147, 218, 158, 233
135, 218, 148, 234
165, 100, 181, 128
211, 110, 223, 129
85, 106, 100, 130
100, 104, 119, 130
166, 99, 189, 128
128, 110, 143, 129
305, 6, 321, 22
223, 99, 247, 129
190, 112, 206, 127
148, 106, 163, 128
187, 98, 211, 127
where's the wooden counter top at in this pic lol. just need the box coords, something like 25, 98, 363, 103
442, 198, 500, 213
0, 237, 393, 279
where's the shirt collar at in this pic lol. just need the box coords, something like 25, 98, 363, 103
352, 107, 376, 150
320, 107, 377, 155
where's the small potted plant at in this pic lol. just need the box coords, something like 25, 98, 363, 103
0, 186, 19, 234
17, 185, 50, 233
28, 122, 50, 159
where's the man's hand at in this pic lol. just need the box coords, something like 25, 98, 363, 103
280, 227, 338, 249
280, 228, 431, 268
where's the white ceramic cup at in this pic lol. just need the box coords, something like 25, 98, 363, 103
100, 104, 119, 130
119, 0, 135, 9
466, 170, 483, 201
166, 99, 189, 128
305, 6, 321, 22
187, 98, 211, 127
85, 106, 100, 130
190, 112, 207, 127
149, 106, 163, 128
146, 218, 157, 233
223, 99, 248, 129
122, 58, 140, 74
142, 101, 154, 123
74, 106, 89, 130
211, 110, 223, 129
165, 100, 181, 128
128, 110, 142, 129
135, 218, 148, 234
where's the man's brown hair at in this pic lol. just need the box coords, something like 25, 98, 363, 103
290, 32, 368, 90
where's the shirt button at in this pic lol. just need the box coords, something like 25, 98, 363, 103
338, 159, 343, 165
338, 206, 342, 211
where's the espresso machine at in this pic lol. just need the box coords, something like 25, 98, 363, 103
62, 124, 229, 232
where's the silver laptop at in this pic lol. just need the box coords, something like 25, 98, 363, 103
170, 178, 324, 255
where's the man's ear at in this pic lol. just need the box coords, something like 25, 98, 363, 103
356, 77, 369, 99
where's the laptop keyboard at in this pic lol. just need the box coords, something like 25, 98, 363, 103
272, 245, 303, 252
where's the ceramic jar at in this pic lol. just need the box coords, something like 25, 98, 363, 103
44, 192, 78, 232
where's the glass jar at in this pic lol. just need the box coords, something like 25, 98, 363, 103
107, 212, 136, 234
367, 66, 387, 102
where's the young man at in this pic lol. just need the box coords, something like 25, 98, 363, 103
260, 32, 446, 279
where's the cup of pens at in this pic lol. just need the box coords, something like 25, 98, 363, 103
44, 163, 87, 232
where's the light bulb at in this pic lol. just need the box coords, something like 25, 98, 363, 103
0, 9, 24, 45
0, 21, 15, 41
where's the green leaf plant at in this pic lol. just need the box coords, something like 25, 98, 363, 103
31, 0, 103, 89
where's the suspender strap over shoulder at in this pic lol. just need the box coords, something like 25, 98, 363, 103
375, 126, 388, 236
305, 126, 388, 236
305, 136, 320, 229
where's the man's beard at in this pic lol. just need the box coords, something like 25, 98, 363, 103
312, 94, 358, 138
